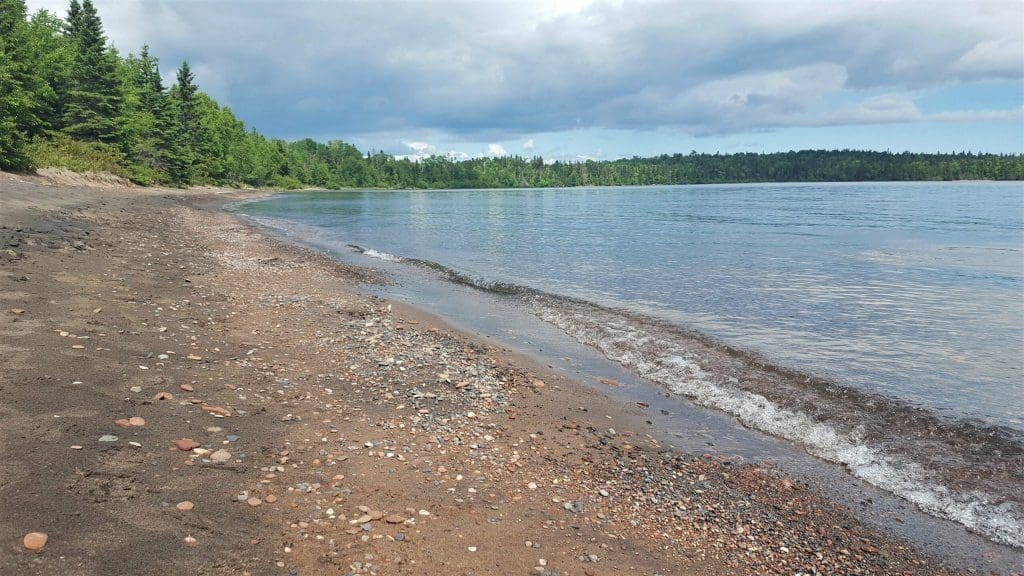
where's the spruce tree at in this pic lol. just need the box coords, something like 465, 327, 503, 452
61, 0, 122, 142
0, 0, 37, 170
122, 45, 177, 181
167, 60, 199, 184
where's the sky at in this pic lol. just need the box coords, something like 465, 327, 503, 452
26, 0, 1024, 161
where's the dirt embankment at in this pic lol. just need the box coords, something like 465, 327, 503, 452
0, 178, 981, 575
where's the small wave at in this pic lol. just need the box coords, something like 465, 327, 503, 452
534, 299, 1024, 549
347, 244, 405, 262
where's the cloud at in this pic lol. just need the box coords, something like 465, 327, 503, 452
487, 144, 508, 156
523, 138, 535, 151
24, 0, 1024, 144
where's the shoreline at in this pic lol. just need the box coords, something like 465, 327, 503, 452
0, 177, 1019, 575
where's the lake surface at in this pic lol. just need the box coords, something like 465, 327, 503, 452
237, 182, 1024, 549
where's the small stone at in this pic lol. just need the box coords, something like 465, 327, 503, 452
153, 392, 173, 401
23, 532, 47, 551
384, 514, 406, 524
114, 419, 131, 428
246, 497, 262, 507
98, 435, 118, 442
467, 546, 477, 552
128, 417, 145, 427
70, 445, 83, 450
418, 509, 430, 516
187, 354, 202, 361
210, 449, 232, 463
176, 501, 194, 511
129, 386, 142, 393
527, 482, 538, 490
174, 439, 200, 451
264, 494, 278, 504
179, 384, 194, 392
184, 535, 197, 546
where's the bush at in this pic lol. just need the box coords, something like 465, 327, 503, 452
26, 134, 130, 179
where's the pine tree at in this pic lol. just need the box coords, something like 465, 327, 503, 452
120, 45, 177, 182
61, 0, 122, 142
167, 60, 200, 184
0, 0, 37, 170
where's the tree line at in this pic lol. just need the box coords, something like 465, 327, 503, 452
1, 0, 1022, 188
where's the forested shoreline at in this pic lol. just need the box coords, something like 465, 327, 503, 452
2, 0, 1022, 189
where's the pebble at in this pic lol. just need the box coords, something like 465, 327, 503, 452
98, 435, 118, 442
23, 532, 48, 551
210, 449, 232, 463
246, 497, 262, 507
128, 416, 146, 427
174, 438, 200, 451
176, 501, 194, 511
264, 495, 278, 504
179, 384, 194, 392
184, 535, 197, 546
467, 546, 477, 552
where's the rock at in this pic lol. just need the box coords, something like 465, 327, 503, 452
128, 416, 146, 427
184, 535, 197, 546
23, 532, 47, 551
98, 435, 118, 442
467, 546, 477, 552
264, 494, 278, 504
186, 354, 203, 361
174, 439, 200, 451
201, 405, 231, 417
179, 384, 194, 392
153, 392, 173, 401
527, 482, 538, 490
599, 377, 620, 387
246, 497, 262, 507
383, 514, 406, 524
176, 501, 194, 511
210, 449, 232, 463
114, 419, 131, 428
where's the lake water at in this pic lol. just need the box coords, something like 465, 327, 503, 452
237, 182, 1024, 550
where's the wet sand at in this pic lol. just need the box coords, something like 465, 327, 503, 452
0, 173, 1007, 575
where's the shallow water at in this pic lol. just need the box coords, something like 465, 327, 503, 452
236, 182, 1024, 551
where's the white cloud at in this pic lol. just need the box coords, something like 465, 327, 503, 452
523, 138, 535, 151
23, 0, 1023, 142
487, 143, 508, 156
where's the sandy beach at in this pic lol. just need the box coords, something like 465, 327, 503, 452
0, 174, 1002, 575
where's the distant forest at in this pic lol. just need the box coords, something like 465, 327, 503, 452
2, 0, 1022, 188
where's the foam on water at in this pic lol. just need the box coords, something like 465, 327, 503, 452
534, 298, 1024, 549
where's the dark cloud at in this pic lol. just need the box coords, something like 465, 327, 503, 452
28, 0, 1024, 141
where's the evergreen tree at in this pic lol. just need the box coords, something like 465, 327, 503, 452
61, 0, 122, 142
119, 45, 177, 182
168, 60, 200, 184
0, 0, 37, 169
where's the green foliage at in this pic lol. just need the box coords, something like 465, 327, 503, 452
61, 0, 122, 142
2, 0, 1022, 187
25, 133, 128, 176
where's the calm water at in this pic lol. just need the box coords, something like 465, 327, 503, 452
243, 182, 1024, 429
239, 182, 1024, 548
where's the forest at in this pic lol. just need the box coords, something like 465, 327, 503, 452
2, 0, 1022, 189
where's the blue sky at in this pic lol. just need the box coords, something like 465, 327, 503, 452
27, 0, 1024, 160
